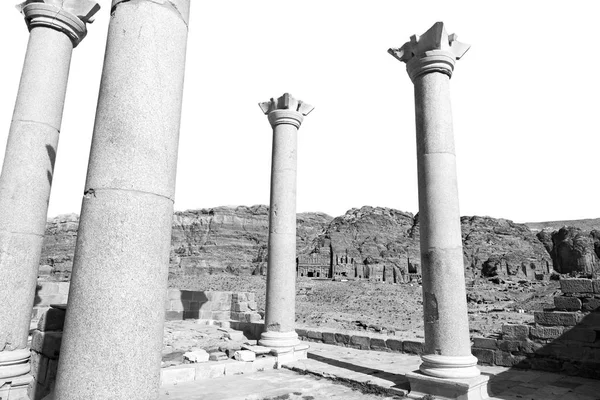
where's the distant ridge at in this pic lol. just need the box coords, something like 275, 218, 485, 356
525, 218, 600, 232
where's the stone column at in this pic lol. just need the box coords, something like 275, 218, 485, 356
258, 93, 313, 348
389, 23, 481, 383
0, 1, 98, 397
53, 1, 189, 399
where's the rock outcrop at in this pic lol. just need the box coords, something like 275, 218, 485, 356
535, 227, 600, 276
40, 205, 562, 280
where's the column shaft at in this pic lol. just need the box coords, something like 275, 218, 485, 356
54, 1, 189, 399
265, 122, 298, 335
415, 72, 471, 358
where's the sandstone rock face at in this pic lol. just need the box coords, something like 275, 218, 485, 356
40, 205, 561, 280
535, 227, 600, 275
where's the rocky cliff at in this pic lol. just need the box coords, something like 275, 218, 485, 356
41, 205, 589, 280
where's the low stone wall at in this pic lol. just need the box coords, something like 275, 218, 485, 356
29, 305, 65, 400
32, 282, 261, 324
295, 327, 425, 355
472, 278, 600, 379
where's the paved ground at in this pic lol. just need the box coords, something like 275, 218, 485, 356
160, 341, 600, 399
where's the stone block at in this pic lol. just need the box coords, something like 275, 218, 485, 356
30, 351, 49, 384
562, 327, 597, 343
192, 291, 209, 302
37, 307, 66, 332
534, 311, 579, 326
31, 331, 62, 359
234, 350, 255, 362
561, 278, 593, 294
164, 310, 183, 321
57, 283, 70, 295
36, 282, 59, 295
386, 338, 403, 352
307, 331, 323, 341
160, 365, 196, 386
529, 325, 563, 340
321, 332, 335, 344
180, 290, 195, 300
349, 335, 370, 350
167, 289, 182, 300
195, 363, 227, 380
234, 302, 248, 312
183, 349, 209, 363
472, 348, 495, 365
170, 300, 185, 312
582, 298, 600, 312
369, 338, 387, 351
36, 294, 68, 306
247, 301, 257, 311
403, 340, 424, 355
472, 337, 497, 349
497, 340, 521, 352
334, 333, 350, 346
211, 311, 230, 320
554, 296, 582, 311
519, 340, 543, 354
593, 280, 600, 294
224, 360, 255, 375
188, 301, 201, 311
495, 351, 529, 368
502, 324, 530, 340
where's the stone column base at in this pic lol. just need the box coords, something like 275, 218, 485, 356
420, 354, 480, 379
0, 374, 33, 400
259, 331, 301, 348
406, 371, 489, 400
0, 348, 32, 399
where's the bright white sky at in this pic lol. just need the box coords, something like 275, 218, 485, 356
0, 1, 598, 223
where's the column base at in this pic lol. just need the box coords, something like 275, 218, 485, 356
419, 354, 480, 379
0, 348, 32, 400
407, 371, 489, 400
258, 331, 300, 348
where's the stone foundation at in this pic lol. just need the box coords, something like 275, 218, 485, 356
472, 278, 600, 379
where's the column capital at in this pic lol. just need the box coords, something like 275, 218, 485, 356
17, 0, 100, 47
259, 93, 314, 129
388, 22, 470, 82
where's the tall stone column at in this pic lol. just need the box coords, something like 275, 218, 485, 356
0, 1, 98, 398
389, 22, 489, 399
258, 93, 313, 348
53, 1, 189, 399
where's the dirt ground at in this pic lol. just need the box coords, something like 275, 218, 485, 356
168, 274, 560, 339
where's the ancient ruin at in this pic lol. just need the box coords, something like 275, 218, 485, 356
258, 93, 313, 350
389, 22, 488, 397
1, 3, 599, 398
0, 1, 99, 398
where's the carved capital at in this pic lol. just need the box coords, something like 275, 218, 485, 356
17, 0, 100, 47
388, 22, 470, 82
259, 93, 314, 128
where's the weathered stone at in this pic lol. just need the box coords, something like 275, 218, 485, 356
403, 340, 424, 355
561, 278, 594, 294
472, 337, 497, 350
370, 338, 387, 351
497, 340, 521, 352
534, 311, 580, 326
582, 298, 600, 312
495, 351, 528, 368
321, 332, 336, 345
529, 325, 563, 340
472, 348, 495, 365
386, 338, 403, 352
307, 331, 323, 341
209, 352, 228, 362
233, 350, 256, 362
593, 280, 600, 294
502, 324, 529, 340
183, 350, 209, 363
37, 308, 66, 332
349, 335, 371, 350
554, 296, 582, 311
334, 333, 350, 346
31, 330, 63, 359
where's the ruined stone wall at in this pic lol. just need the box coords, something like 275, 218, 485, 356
471, 278, 600, 379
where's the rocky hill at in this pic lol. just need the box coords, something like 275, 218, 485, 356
40, 205, 598, 280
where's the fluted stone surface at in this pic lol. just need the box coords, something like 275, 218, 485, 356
54, 1, 189, 399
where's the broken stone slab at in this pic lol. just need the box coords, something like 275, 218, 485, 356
183, 349, 209, 363
233, 350, 256, 362
241, 344, 271, 355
